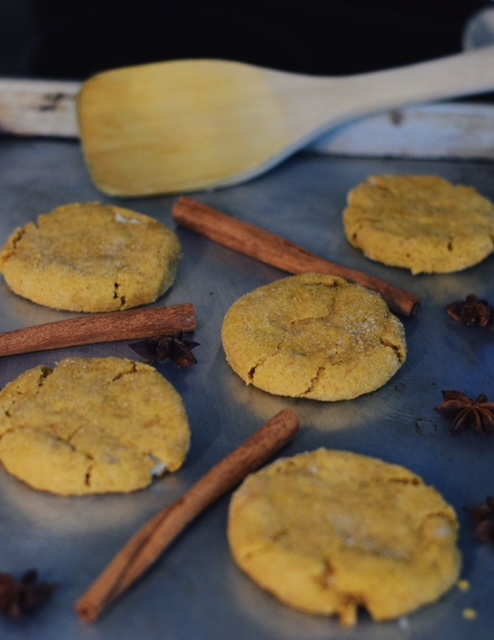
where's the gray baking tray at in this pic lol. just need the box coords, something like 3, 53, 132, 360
1, 134, 493, 639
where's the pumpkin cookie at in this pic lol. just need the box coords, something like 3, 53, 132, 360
0, 357, 190, 495
221, 273, 406, 401
0, 202, 182, 312
228, 448, 461, 627
343, 175, 494, 274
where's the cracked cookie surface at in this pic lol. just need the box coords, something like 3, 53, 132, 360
0, 357, 190, 495
0, 202, 182, 312
228, 448, 461, 627
343, 175, 494, 274
221, 273, 406, 401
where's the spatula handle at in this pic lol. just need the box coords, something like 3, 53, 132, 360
335, 45, 494, 118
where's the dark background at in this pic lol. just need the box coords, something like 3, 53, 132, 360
0, 1, 490, 80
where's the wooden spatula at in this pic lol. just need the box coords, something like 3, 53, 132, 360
76, 47, 494, 196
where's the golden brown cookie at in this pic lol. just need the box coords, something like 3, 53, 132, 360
221, 273, 406, 401
0, 357, 190, 495
228, 448, 461, 627
343, 175, 494, 274
0, 202, 182, 312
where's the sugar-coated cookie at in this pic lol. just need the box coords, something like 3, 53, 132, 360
0, 202, 182, 312
221, 273, 406, 401
0, 357, 190, 495
228, 448, 461, 627
343, 175, 494, 274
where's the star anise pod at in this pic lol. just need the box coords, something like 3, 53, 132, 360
446, 294, 494, 328
129, 331, 199, 367
0, 569, 57, 617
434, 390, 494, 435
464, 497, 494, 543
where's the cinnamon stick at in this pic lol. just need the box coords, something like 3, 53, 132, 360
76, 408, 300, 623
0, 304, 197, 357
173, 197, 420, 316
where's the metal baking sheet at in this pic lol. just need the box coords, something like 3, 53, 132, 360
1, 135, 493, 640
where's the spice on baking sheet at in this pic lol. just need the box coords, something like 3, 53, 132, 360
434, 390, 494, 435
0, 569, 57, 617
129, 331, 199, 367
76, 408, 300, 623
0, 304, 197, 358
446, 294, 494, 328
464, 497, 494, 543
